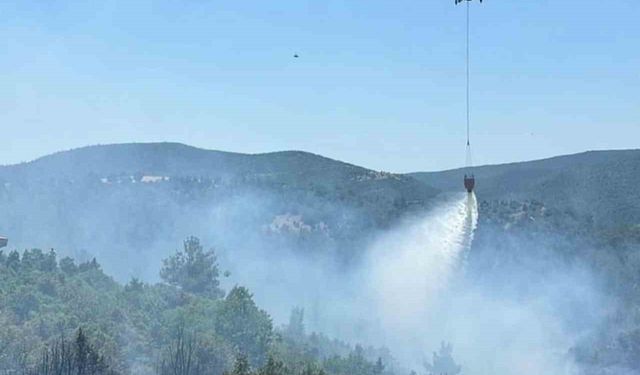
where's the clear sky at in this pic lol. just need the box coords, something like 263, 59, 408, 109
1, 0, 638, 172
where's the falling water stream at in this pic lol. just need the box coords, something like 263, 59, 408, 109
363, 193, 478, 362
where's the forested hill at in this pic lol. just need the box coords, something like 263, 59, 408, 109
410, 149, 640, 228
0, 143, 438, 280
0, 143, 436, 203
0, 143, 410, 187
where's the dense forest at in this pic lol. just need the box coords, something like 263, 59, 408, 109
0, 237, 460, 375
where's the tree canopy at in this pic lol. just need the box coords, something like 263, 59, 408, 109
160, 236, 224, 299
0, 238, 397, 375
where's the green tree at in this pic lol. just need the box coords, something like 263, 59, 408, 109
373, 357, 385, 375
285, 308, 305, 342
11, 292, 39, 321
59, 256, 78, 274
125, 277, 145, 293
78, 258, 101, 273
215, 287, 273, 367
301, 364, 325, 375
43, 249, 57, 272
160, 237, 223, 298
19, 249, 56, 272
226, 354, 252, 375
76, 327, 91, 375
257, 356, 289, 375
20, 249, 44, 271
323, 346, 379, 375
6, 250, 20, 270
158, 325, 198, 375
424, 342, 461, 375
31, 328, 116, 375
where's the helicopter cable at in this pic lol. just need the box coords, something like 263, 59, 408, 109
466, 0, 470, 148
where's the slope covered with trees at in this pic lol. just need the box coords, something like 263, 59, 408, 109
470, 199, 640, 374
0, 143, 438, 281
0, 238, 398, 375
411, 149, 640, 228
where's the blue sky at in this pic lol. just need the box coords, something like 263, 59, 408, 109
1, 0, 638, 172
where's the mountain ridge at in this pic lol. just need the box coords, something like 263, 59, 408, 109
0, 142, 374, 182
412, 149, 639, 174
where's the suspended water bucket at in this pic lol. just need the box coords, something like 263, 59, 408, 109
464, 175, 475, 193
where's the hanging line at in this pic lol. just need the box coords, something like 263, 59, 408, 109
466, 0, 470, 148
464, 0, 474, 170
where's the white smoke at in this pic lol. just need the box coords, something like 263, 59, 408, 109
220, 191, 601, 375
357, 191, 598, 374
227, 193, 478, 354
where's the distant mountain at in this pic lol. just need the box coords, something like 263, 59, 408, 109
410, 150, 640, 229
0, 143, 438, 280
1, 143, 406, 185
0, 142, 436, 203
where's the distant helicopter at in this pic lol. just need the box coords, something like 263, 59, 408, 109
455, 0, 482, 3
293, 54, 299, 58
